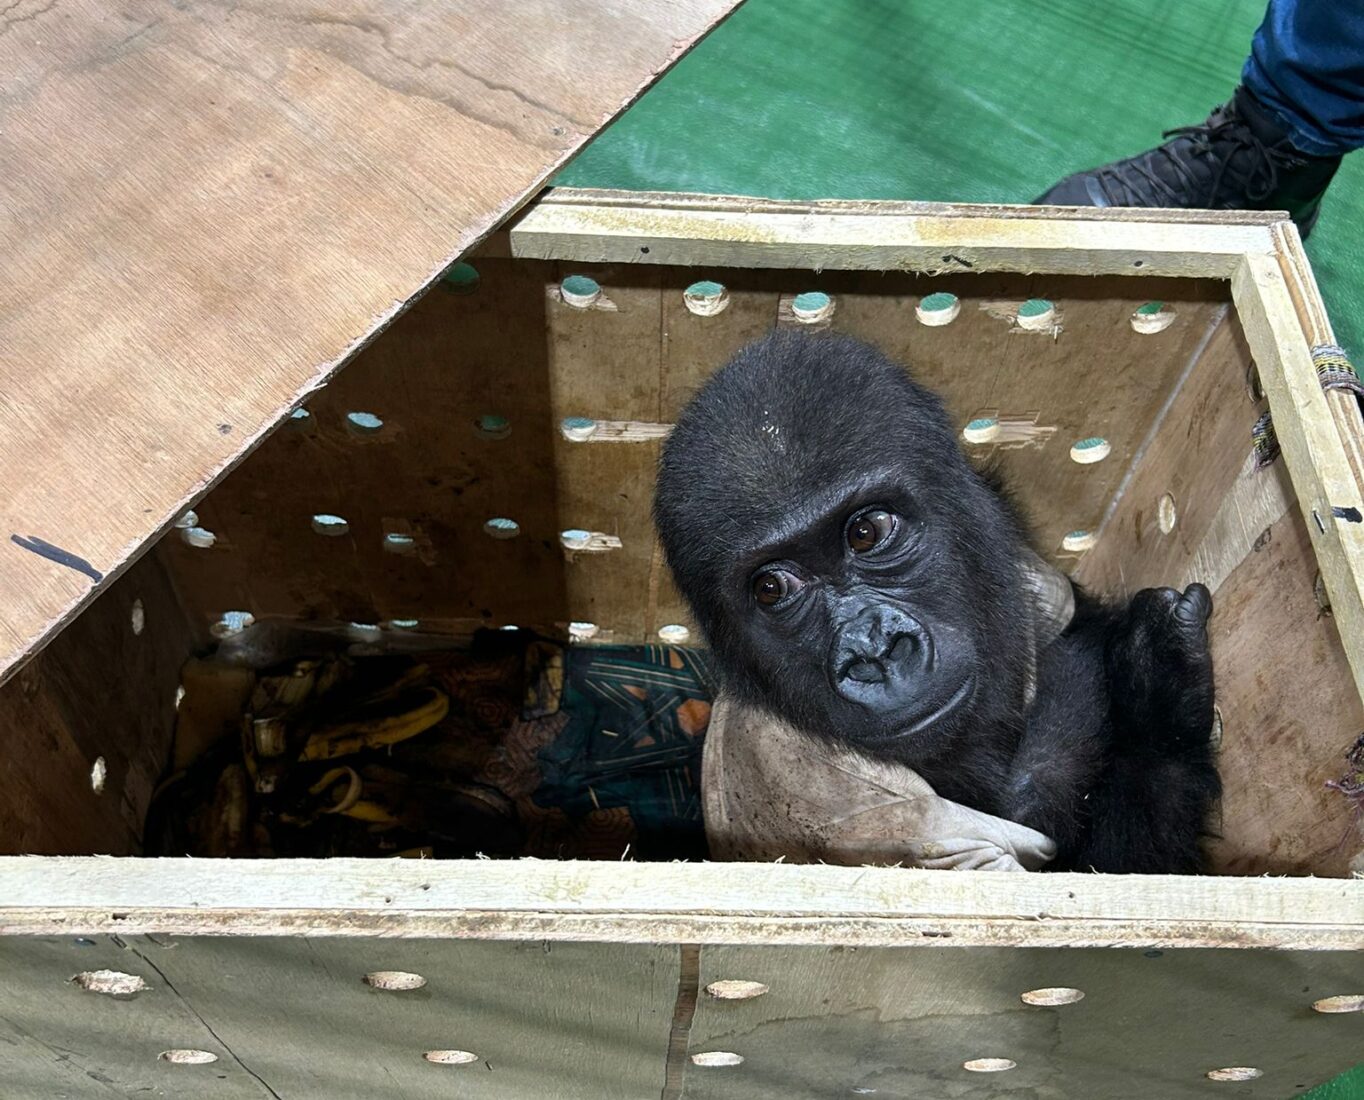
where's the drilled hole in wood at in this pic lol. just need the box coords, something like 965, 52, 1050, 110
387, 618, 420, 631
684, 280, 730, 316
964, 1058, 1016, 1073
560, 529, 592, 550
160, 1049, 218, 1065
561, 416, 599, 441
73, 970, 148, 996
181, 526, 217, 548
347, 623, 383, 643
1069, 437, 1110, 465
1021, 987, 1084, 1006
791, 290, 833, 324
560, 274, 602, 308
705, 980, 769, 1000
569, 621, 600, 641
1313, 995, 1364, 1013
691, 1052, 744, 1067
289, 408, 311, 425
916, 291, 961, 326
1016, 299, 1056, 331
483, 517, 521, 540
1131, 301, 1177, 334
211, 611, 255, 638
962, 417, 1000, 444
89, 756, 107, 794
130, 599, 145, 635
442, 262, 480, 294
364, 970, 426, 991
658, 624, 691, 644
1158, 493, 1178, 534
474, 413, 511, 440
424, 1049, 479, 1065
312, 514, 350, 537
346, 411, 384, 435
500, 624, 521, 632
1062, 530, 1096, 553
1207, 1067, 1263, 1082
383, 532, 417, 554
173, 509, 199, 529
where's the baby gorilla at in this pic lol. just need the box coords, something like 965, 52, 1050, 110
655, 330, 1219, 873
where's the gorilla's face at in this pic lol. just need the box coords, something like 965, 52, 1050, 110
655, 330, 1032, 766
727, 485, 984, 754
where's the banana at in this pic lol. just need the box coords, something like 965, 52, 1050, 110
299, 685, 449, 762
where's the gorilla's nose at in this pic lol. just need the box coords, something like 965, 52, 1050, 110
832, 604, 930, 706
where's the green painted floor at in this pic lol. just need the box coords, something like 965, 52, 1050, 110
560, 2, 1364, 1096
560, 0, 1364, 357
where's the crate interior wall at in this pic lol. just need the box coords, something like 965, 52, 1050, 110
3, 194, 1363, 1099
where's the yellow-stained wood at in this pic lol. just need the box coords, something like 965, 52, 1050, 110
0, 1, 739, 687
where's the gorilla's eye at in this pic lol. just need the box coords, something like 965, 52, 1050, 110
847, 509, 897, 553
752, 568, 803, 607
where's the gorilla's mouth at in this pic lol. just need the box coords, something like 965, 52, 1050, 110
889, 674, 976, 740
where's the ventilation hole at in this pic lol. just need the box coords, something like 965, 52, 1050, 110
1132, 301, 1177, 334
1016, 298, 1056, 330
180, 525, 216, 549
73, 970, 148, 996
424, 1050, 479, 1065
916, 292, 961, 326
706, 980, 768, 1000
1313, 995, 1364, 1013
160, 1049, 218, 1065
90, 757, 107, 795
1070, 437, 1111, 465
560, 274, 601, 308
363, 971, 426, 991
500, 624, 520, 631
561, 416, 599, 441
691, 1052, 744, 1067
474, 414, 511, 440
658, 624, 691, 644
791, 290, 833, 323
569, 621, 600, 641
1158, 493, 1178, 534
1062, 530, 1096, 553
383, 532, 416, 555
684, 280, 730, 316
289, 408, 311, 424
173, 509, 199, 529
130, 599, 145, 635
1207, 1068, 1263, 1082
347, 623, 382, 643
387, 619, 420, 631
312, 514, 349, 537
73, 938, 96, 947
346, 411, 384, 435
962, 417, 1001, 444
1021, 987, 1084, 1006
175, 685, 186, 709
964, 1059, 1016, 1073
442, 262, 480, 294
483, 517, 521, 540
211, 611, 255, 638
560, 529, 593, 550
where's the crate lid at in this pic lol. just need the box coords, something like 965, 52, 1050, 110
0, 0, 738, 683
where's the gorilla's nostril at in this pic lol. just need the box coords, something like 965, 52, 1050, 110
887, 633, 920, 663
845, 659, 885, 684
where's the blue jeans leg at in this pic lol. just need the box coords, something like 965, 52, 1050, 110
1242, 0, 1364, 156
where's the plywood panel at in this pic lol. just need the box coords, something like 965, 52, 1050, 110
0, 0, 738, 686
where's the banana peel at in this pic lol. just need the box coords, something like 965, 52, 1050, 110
299, 685, 449, 762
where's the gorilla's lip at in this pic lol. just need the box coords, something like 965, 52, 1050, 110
887, 675, 976, 740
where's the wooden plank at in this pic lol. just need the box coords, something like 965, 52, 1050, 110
0, 0, 739, 687
687, 944, 1364, 1099
3, 858, 1363, 949
1232, 255, 1364, 703
510, 190, 1280, 276
0, 552, 192, 855
0, 933, 677, 1099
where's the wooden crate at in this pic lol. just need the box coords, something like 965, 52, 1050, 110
3, 192, 1363, 1097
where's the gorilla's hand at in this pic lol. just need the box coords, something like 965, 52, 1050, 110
1105, 583, 1215, 755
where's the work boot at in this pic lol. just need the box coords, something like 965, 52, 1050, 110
1034, 86, 1341, 237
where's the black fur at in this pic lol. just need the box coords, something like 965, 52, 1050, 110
654, 330, 1220, 873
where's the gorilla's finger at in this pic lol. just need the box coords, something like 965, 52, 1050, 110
1175, 583, 1213, 627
